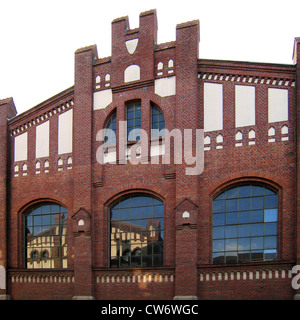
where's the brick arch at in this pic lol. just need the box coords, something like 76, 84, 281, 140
208, 172, 283, 199
17, 197, 69, 215
104, 184, 167, 209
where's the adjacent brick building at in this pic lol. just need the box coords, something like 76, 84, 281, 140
0, 9, 299, 300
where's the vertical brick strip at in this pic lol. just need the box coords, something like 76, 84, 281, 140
174, 20, 200, 298
0, 98, 17, 298
73, 45, 98, 298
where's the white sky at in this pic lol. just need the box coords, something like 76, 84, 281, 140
1, 0, 300, 114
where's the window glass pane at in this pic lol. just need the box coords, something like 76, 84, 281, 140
251, 210, 264, 223
226, 225, 237, 238
226, 188, 238, 199
225, 252, 237, 264
265, 223, 277, 236
251, 250, 263, 261
226, 212, 238, 225
238, 251, 250, 263
238, 238, 250, 251
265, 195, 278, 209
251, 223, 264, 237
238, 224, 251, 237
251, 237, 264, 250
239, 211, 251, 224
225, 239, 237, 251
264, 249, 277, 260
213, 213, 225, 226
214, 192, 225, 200
239, 198, 251, 211
213, 240, 225, 252
264, 236, 277, 249
264, 209, 278, 222
252, 185, 265, 196
226, 199, 238, 212
213, 253, 225, 264
239, 185, 251, 198
252, 197, 264, 210
213, 200, 225, 213
213, 227, 225, 239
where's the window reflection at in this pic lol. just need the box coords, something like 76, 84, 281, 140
212, 184, 278, 264
110, 195, 164, 268
24, 202, 67, 269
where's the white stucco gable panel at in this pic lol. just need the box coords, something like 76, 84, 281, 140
268, 88, 288, 123
124, 65, 140, 83
93, 89, 113, 110
0, 265, 5, 290
154, 76, 176, 97
58, 109, 73, 155
125, 39, 138, 54
14, 132, 28, 162
36, 120, 50, 158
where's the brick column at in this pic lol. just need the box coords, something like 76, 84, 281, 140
72, 45, 98, 299
293, 38, 300, 300
174, 20, 200, 299
0, 98, 17, 299
173, 199, 198, 300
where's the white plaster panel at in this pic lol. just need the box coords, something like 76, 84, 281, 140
154, 76, 176, 97
125, 39, 138, 54
235, 85, 256, 127
268, 88, 288, 123
0, 266, 5, 289
14, 132, 28, 162
204, 83, 223, 132
36, 121, 49, 158
124, 65, 140, 83
58, 109, 73, 155
93, 89, 113, 110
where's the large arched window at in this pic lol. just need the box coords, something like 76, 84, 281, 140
151, 103, 165, 137
24, 202, 68, 269
212, 184, 278, 264
110, 194, 164, 268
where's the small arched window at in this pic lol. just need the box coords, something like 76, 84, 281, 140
151, 104, 165, 137
24, 202, 68, 269
127, 102, 141, 141
212, 183, 278, 264
110, 194, 164, 268
105, 110, 117, 144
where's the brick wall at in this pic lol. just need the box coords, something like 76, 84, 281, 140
1, 9, 299, 300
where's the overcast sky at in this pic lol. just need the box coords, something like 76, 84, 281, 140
1, 0, 300, 114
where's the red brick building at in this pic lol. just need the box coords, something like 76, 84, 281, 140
0, 9, 299, 300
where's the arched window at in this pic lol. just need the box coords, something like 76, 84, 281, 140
127, 102, 141, 141
105, 110, 117, 144
24, 202, 68, 269
110, 194, 164, 268
212, 183, 278, 264
151, 104, 165, 137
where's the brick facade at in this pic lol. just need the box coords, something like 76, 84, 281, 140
0, 9, 299, 300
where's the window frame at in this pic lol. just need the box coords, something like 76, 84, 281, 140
151, 103, 165, 138
108, 193, 164, 268
22, 201, 68, 269
211, 181, 281, 265
126, 101, 142, 142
